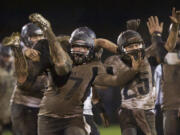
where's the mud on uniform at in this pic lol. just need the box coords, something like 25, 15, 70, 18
38, 60, 105, 135
103, 55, 156, 135
0, 66, 15, 134
10, 39, 50, 135
152, 34, 180, 135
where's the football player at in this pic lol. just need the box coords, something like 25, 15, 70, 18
95, 29, 157, 135
0, 45, 15, 135
146, 8, 180, 135
28, 12, 123, 135
2, 22, 65, 135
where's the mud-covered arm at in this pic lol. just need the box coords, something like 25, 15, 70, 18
93, 59, 138, 87
29, 13, 72, 76
126, 19, 141, 31
94, 68, 137, 87
2, 32, 28, 84
165, 23, 179, 51
146, 10, 180, 63
56, 35, 71, 52
94, 38, 118, 54
146, 16, 168, 63
94, 54, 141, 87
165, 8, 180, 51
147, 8, 180, 52
145, 38, 167, 64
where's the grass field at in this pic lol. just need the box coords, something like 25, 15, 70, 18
99, 125, 121, 135
3, 125, 121, 135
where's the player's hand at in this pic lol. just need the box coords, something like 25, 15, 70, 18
130, 52, 142, 71
126, 19, 141, 31
2, 32, 20, 47
169, 7, 180, 24
100, 113, 110, 128
24, 48, 40, 62
147, 16, 164, 35
29, 13, 51, 31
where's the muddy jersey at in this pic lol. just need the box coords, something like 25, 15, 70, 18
104, 55, 155, 110
121, 58, 154, 110
0, 67, 15, 124
11, 39, 50, 107
161, 52, 180, 110
39, 61, 105, 118
151, 35, 180, 110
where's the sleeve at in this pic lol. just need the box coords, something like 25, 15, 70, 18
145, 34, 168, 64
17, 40, 51, 90
93, 56, 137, 87
45, 28, 72, 76
56, 35, 71, 53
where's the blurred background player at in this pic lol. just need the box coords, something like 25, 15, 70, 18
0, 44, 15, 135
146, 8, 180, 135
2, 23, 49, 135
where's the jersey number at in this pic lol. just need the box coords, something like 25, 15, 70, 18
123, 72, 150, 100
65, 77, 83, 100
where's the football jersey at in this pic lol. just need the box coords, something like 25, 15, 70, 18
104, 55, 155, 110
151, 35, 180, 110
121, 58, 155, 110
39, 61, 105, 118
161, 52, 180, 110
11, 39, 50, 107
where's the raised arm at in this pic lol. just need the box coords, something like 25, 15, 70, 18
29, 13, 72, 75
94, 38, 118, 54
126, 19, 141, 31
147, 8, 180, 52
2, 32, 28, 84
147, 16, 164, 45
94, 55, 141, 87
166, 8, 180, 51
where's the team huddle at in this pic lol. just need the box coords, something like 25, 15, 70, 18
0, 7, 180, 135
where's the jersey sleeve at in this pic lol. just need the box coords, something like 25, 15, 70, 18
94, 56, 137, 87
145, 34, 167, 64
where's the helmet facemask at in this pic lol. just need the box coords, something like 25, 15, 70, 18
69, 27, 96, 65
70, 43, 94, 65
117, 30, 145, 64
122, 42, 145, 60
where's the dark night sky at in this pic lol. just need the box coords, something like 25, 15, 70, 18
0, 0, 180, 43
